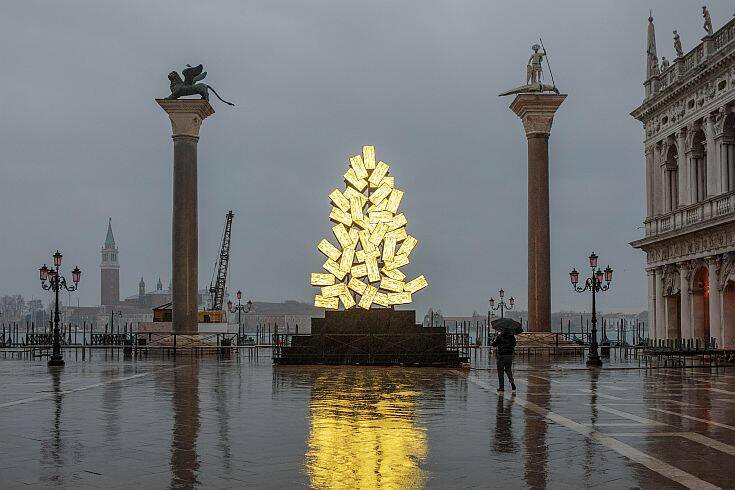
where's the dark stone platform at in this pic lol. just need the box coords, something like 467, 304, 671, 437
273, 309, 467, 366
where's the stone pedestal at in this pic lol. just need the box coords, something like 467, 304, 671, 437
157, 99, 214, 333
274, 309, 467, 366
509, 94, 566, 332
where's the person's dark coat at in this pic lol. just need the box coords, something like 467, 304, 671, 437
492, 333, 517, 356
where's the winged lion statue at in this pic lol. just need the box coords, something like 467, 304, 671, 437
165, 64, 234, 106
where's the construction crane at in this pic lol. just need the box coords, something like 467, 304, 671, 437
209, 210, 234, 312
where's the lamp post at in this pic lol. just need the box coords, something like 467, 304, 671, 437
227, 290, 252, 341
39, 251, 81, 367
570, 252, 613, 367
489, 289, 515, 319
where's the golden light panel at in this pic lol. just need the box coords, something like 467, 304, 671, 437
312, 146, 428, 309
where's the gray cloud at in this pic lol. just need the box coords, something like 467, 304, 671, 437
2, 0, 730, 315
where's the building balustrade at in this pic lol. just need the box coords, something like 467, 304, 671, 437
713, 22, 734, 51
645, 191, 735, 237
655, 18, 733, 93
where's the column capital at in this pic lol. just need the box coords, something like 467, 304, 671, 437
157, 99, 214, 138
509, 94, 567, 137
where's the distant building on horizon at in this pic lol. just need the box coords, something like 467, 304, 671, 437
100, 218, 119, 307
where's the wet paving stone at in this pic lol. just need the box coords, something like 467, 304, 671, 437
1, 350, 734, 488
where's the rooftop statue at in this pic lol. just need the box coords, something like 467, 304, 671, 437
650, 54, 660, 76
703, 6, 713, 36
499, 43, 559, 96
164, 64, 234, 106
673, 30, 684, 58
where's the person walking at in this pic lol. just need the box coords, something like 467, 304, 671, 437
492, 330, 517, 394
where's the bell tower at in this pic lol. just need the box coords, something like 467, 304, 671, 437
100, 218, 120, 306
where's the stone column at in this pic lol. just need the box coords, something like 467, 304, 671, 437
707, 256, 721, 345
509, 94, 566, 333
705, 115, 719, 197
678, 262, 692, 339
157, 99, 214, 333
645, 146, 655, 217
652, 144, 662, 215
656, 267, 666, 339
646, 268, 656, 339
676, 130, 689, 206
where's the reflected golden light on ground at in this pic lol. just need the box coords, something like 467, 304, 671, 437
306, 372, 428, 489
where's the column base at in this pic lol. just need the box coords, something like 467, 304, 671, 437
48, 356, 65, 367
586, 355, 603, 367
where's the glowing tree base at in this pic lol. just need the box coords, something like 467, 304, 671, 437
273, 309, 467, 366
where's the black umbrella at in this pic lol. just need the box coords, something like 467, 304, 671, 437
491, 317, 523, 335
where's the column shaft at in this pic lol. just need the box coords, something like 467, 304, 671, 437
157, 99, 213, 334
508, 93, 565, 333
527, 134, 550, 332
172, 135, 199, 333
646, 147, 655, 216
679, 265, 692, 339
655, 268, 666, 339
677, 131, 689, 206
708, 258, 721, 345
705, 116, 718, 197
662, 167, 671, 213
647, 269, 656, 340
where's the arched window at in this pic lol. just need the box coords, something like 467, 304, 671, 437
665, 143, 679, 211
688, 128, 707, 203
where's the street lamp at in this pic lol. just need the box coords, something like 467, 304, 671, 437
227, 290, 252, 341
489, 288, 515, 319
39, 251, 81, 367
570, 252, 612, 367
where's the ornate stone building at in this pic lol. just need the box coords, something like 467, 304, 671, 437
631, 13, 735, 347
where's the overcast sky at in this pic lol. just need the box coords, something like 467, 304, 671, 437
2, 1, 732, 316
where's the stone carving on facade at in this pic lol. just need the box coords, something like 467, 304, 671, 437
660, 137, 674, 165
718, 252, 735, 290
713, 106, 731, 136
679, 260, 695, 286
641, 60, 734, 142
662, 264, 681, 296
685, 122, 701, 152
645, 224, 735, 266
661, 56, 670, 71
704, 113, 717, 141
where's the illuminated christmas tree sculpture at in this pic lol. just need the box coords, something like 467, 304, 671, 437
311, 146, 428, 309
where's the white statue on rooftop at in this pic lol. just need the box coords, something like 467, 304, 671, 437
703, 6, 713, 36
674, 30, 684, 58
